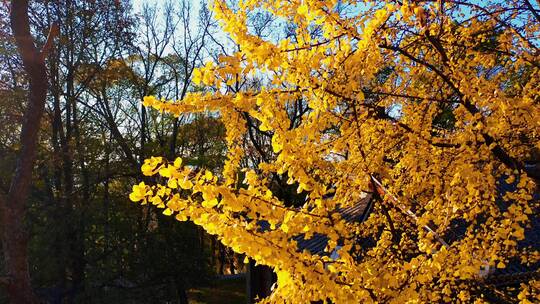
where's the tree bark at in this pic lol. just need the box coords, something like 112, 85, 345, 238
0, 1, 55, 303
174, 275, 189, 304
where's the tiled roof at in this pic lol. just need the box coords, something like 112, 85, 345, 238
256, 178, 538, 289
291, 178, 539, 288
485, 178, 540, 286
485, 213, 540, 287
294, 194, 373, 255
294, 233, 329, 255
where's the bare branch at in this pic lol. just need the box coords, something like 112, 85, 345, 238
524, 0, 540, 23
39, 22, 59, 59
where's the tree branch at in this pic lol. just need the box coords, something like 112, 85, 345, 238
524, 0, 540, 24
39, 22, 59, 60
379, 43, 534, 179
370, 176, 450, 248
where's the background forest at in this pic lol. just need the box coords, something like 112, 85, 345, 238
0, 0, 259, 302
2, 0, 539, 303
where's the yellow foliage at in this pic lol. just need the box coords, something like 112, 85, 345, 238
131, 0, 539, 302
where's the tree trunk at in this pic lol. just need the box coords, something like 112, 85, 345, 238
50, 46, 67, 292
67, 99, 87, 302
174, 276, 189, 304
228, 248, 236, 275
247, 261, 274, 304
0, 1, 55, 303
218, 244, 225, 275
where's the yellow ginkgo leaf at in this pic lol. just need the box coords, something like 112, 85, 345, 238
202, 198, 219, 208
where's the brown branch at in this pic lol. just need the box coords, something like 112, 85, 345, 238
365, 89, 446, 103
40, 22, 59, 60
282, 33, 346, 53
425, 33, 450, 64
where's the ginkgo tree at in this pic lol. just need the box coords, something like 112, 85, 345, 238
130, 0, 539, 303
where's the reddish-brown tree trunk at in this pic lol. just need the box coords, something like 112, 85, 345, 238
0, 1, 55, 303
